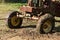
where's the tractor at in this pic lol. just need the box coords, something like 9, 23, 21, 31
8, 0, 60, 34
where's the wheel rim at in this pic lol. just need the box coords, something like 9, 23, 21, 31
43, 20, 52, 33
11, 16, 20, 26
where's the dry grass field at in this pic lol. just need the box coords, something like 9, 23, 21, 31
0, 3, 60, 40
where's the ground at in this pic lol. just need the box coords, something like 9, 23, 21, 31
0, 3, 60, 40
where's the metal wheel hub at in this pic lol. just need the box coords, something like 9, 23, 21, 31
43, 20, 52, 33
11, 16, 20, 26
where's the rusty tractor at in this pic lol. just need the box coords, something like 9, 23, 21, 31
8, 0, 60, 34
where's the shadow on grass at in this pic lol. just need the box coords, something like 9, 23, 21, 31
21, 25, 36, 28
9, 25, 36, 29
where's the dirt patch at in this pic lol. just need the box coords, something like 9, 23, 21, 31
0, 19, 60, 40
0, 28, 60, 40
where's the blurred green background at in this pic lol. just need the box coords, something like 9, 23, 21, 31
0, 0, 27, 11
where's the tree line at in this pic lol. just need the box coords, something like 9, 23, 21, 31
0, 0, 27, 3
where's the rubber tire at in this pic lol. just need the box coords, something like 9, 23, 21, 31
8, 11, 23, 29
36, 13, 55, 34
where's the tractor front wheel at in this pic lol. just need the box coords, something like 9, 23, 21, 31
8, 11, 23, 28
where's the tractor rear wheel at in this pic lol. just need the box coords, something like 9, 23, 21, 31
36, 13, 55, 34
8, 11, 23, 28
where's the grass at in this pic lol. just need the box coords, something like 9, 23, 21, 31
0, 3, 27, 18
0, 3, 26, 11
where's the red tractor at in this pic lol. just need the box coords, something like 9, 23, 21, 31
8, 0, 60, 34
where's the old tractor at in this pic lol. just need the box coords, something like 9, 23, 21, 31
8, 0, 60, 34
